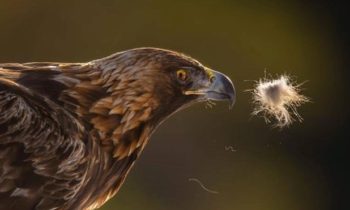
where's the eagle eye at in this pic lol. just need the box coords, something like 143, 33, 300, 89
176, 69, 189, 82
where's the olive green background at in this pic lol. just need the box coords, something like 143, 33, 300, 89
0, 1, 347, 210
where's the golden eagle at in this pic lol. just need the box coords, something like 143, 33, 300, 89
0, 48, 235, 210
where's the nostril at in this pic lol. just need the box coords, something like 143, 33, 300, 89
210, 76, 216, 84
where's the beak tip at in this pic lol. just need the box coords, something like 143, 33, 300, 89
225, 76, 236, 109
228, 91, 236, 110
229, 99, 235, 109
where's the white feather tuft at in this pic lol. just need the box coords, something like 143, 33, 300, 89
250, 74, 309, 128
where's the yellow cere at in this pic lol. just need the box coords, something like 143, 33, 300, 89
205, 68, 215, 81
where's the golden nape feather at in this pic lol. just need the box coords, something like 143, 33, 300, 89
0, 47, 235, 210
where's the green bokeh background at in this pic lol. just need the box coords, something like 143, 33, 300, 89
0, 1, 347, 210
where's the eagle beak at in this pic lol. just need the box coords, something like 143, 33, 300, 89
204, 70, 236, 108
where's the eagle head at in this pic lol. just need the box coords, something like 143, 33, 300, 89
93, 47, 235, 119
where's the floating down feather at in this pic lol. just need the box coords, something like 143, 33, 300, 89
250, 74, 309, 128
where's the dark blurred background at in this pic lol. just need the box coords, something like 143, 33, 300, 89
0, 0, 348, 209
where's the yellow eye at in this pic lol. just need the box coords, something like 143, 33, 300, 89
176, 69, 188, 81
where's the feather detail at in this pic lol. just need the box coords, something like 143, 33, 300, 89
109, 106, 124, 115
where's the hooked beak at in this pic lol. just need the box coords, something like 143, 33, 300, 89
205, 70, 236, 108
184, 70, 236, 108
